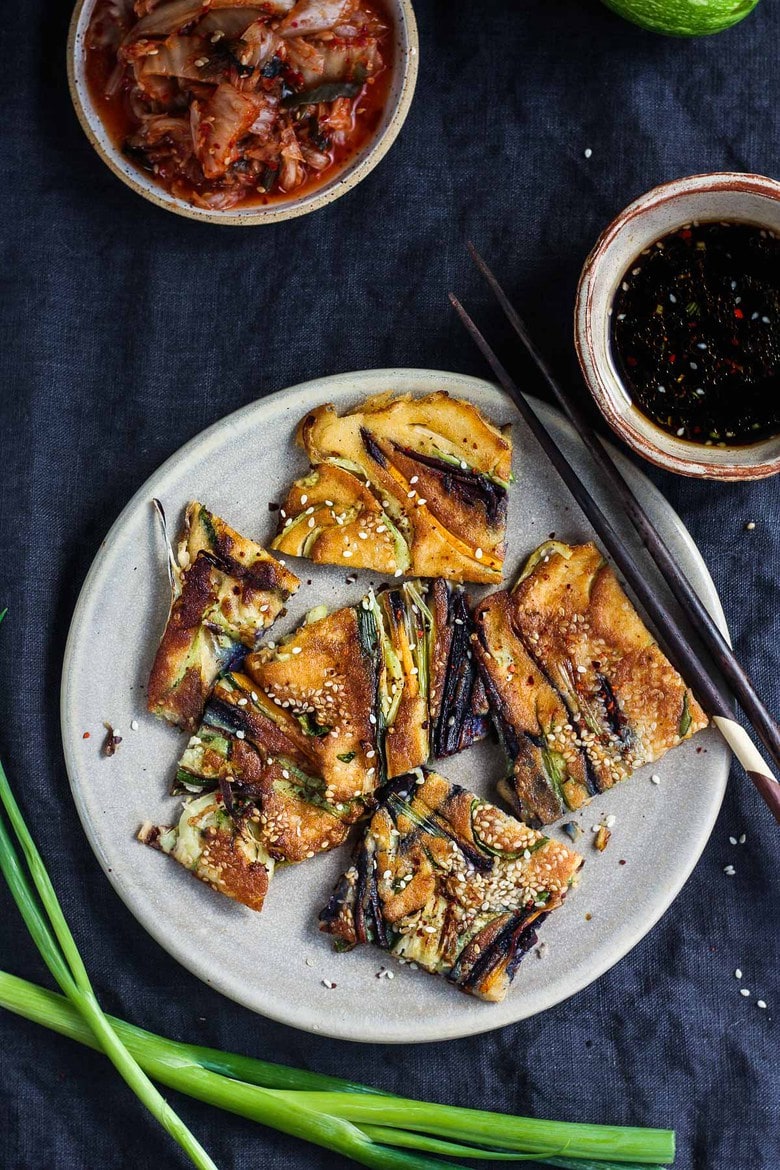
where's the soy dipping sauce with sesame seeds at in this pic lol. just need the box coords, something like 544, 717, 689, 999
610, 222, 780, 446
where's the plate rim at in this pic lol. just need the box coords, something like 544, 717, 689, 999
60, 368, 730, 1043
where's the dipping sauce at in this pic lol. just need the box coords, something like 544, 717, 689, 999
610, 222, 780, 446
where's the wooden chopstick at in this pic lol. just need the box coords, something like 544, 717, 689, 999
448, 290, 780, 824
467, 243, 780, 776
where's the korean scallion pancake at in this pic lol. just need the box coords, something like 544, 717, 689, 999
271, 391, 511, 583
473, 541, 708, 826
319, 769, 582, 1002
147, 502, 299, 731
163, 578, 488, 888
138, 792, 274, 913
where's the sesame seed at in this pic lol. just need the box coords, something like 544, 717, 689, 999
723, 865, 735, 876
740, 988, 751, 997
605, 814, 616, 828
584, 147, 592, 158
394, 569, 403, 577
416, 498, 427, 506
651, 774, 661, 785
409, 476, 418, 484
130, 719, 139, 731
235, 730, 245, 740
475, 548, 483, 560
729, 836, 737, 845
343, 549, 353, 558
322, 979, 336, 989
300, 494, 308, 505
739, 833, 746, 844
735, 968, 742, 979
757, 1000, 767, 1009
237, 698, 248, 707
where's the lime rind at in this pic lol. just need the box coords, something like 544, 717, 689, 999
601, 0, 761, 37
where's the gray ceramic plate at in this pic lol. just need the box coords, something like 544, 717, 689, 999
61, 369, 730, 1043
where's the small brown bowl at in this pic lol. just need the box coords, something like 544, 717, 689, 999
575, 172, 780, 481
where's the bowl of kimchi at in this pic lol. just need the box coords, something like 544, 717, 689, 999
67, 0, 418, 224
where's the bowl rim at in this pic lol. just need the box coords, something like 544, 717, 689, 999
66, 0, 419, 226
574, 171, 780, 481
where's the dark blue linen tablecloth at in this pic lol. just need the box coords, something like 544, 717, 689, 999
1, 1, 779, 1167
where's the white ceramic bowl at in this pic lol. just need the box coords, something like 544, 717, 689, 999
575, 172, 780, 480
67, 0, 418, 225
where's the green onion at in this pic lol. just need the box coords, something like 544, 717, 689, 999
358, 1129, 670, 1170
0, 759, 218, 1170
0, 967, 463, 1170
0, 971, 379, 1096
265, 1094, 674, 1165
0, 971, 672, 1170
282, 79, 363, 110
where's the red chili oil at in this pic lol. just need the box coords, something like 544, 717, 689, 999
610, 222, 780, 447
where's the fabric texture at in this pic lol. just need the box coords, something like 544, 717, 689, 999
1, 1, 779, 1167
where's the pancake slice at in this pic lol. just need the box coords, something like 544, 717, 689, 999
473, 540, 708, 825
271, 391, 512, 583
138, 792, 274, 913
319, 768, 583, 1002
147, 502, 299, 731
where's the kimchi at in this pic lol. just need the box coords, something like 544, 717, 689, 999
84, 0, 393, 210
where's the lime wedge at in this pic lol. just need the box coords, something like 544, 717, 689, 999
601, 0, 761, 36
